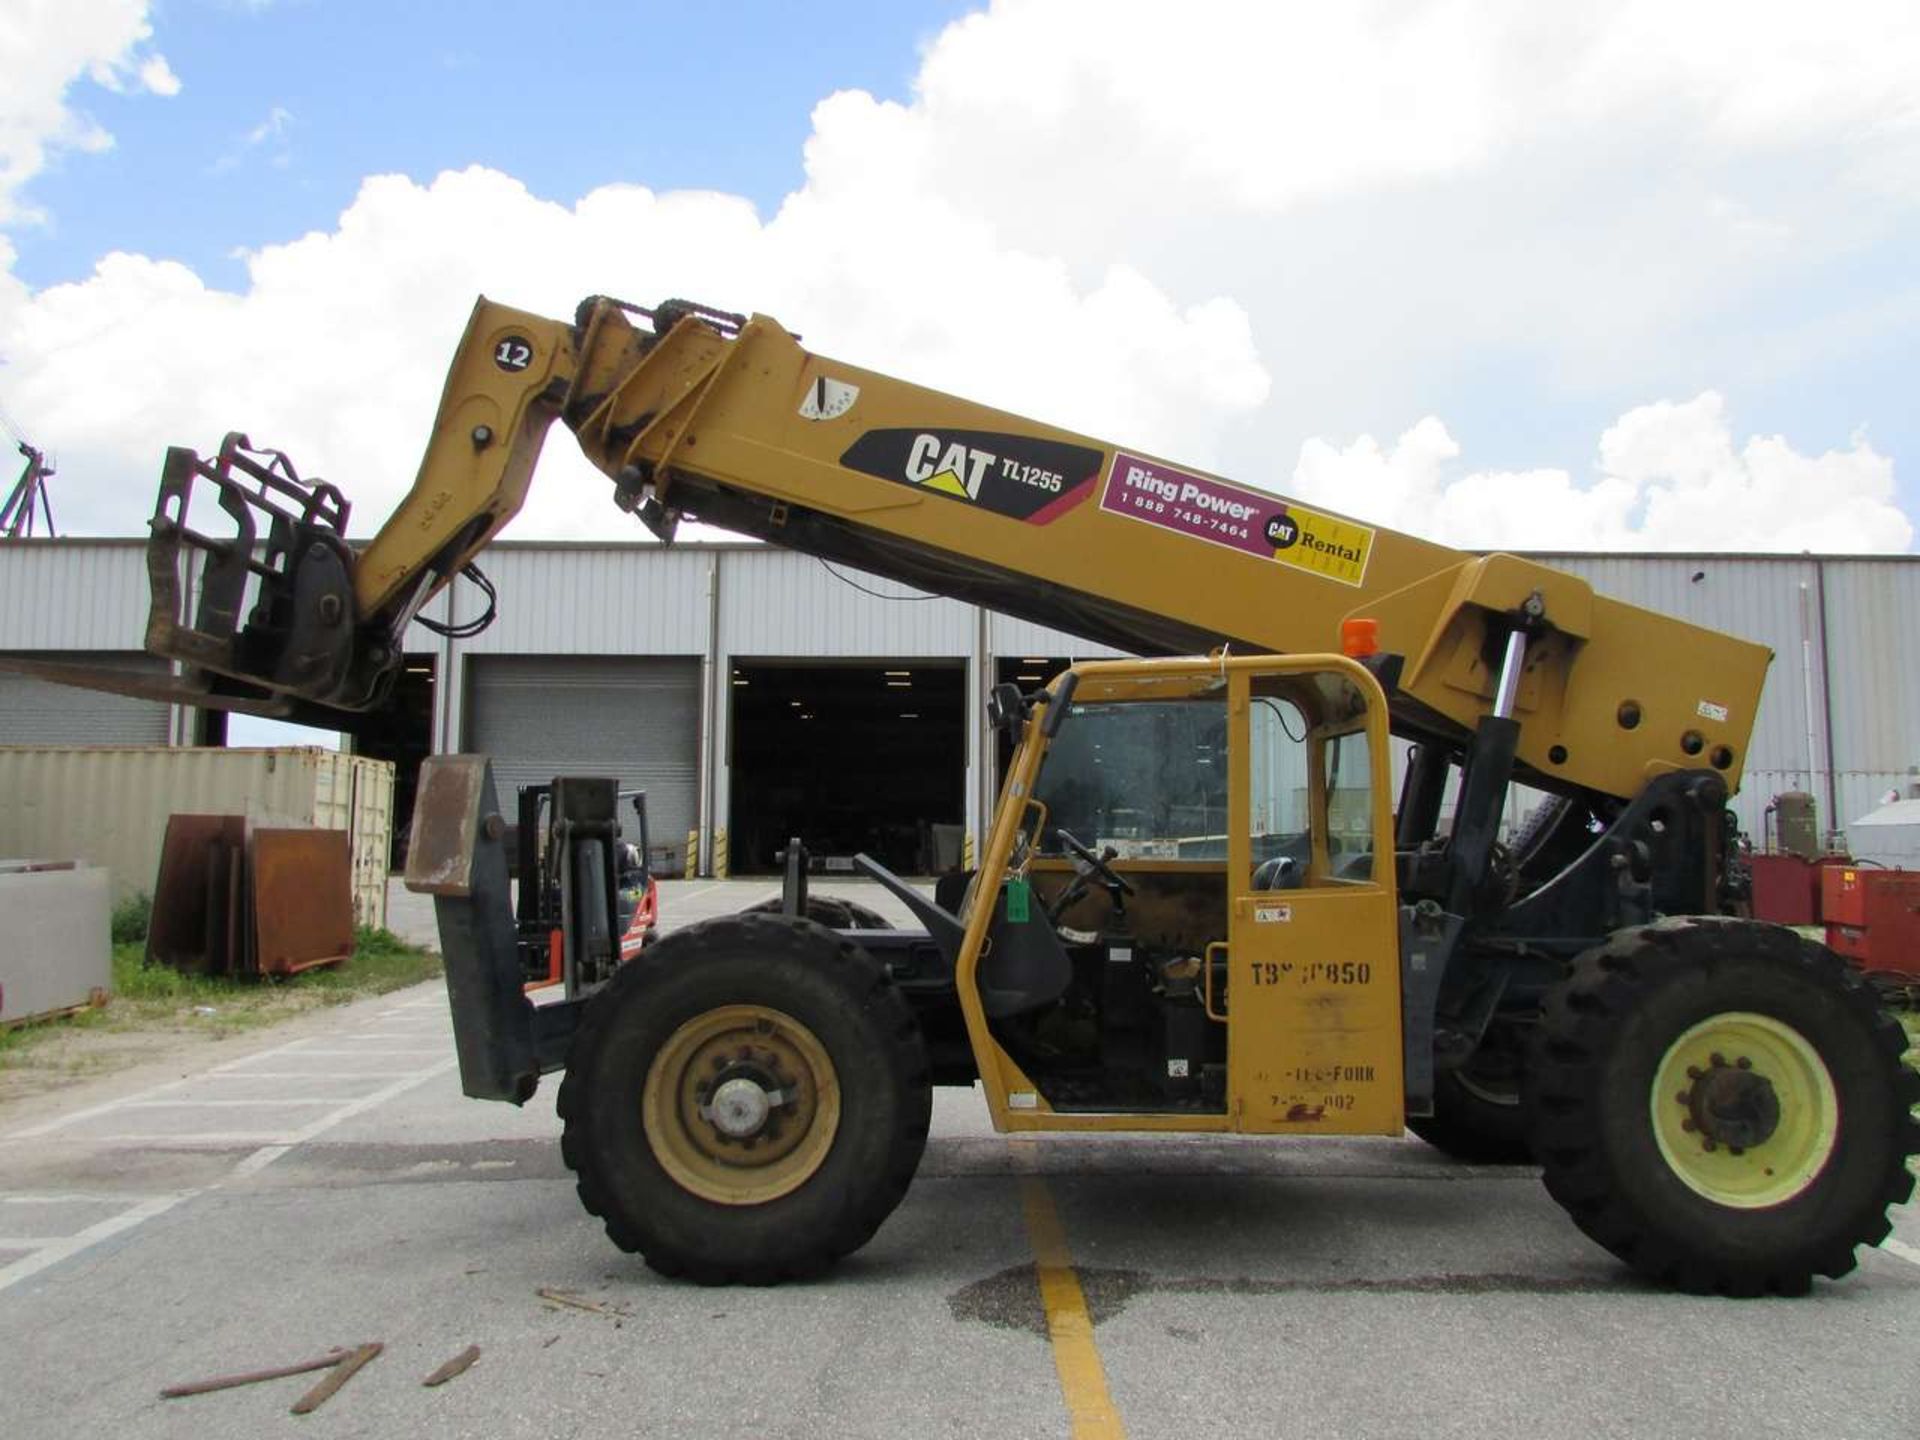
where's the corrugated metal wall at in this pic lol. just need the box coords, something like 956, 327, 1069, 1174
0, 540, 151, 650
1537, 554, 1918, 837
0, 653, 170, 744
5, 540, 1915, 851
717, 550, 975, 657
465, 656, 701, 852
410, 545, 714, 656
1819, 560, 1920, 828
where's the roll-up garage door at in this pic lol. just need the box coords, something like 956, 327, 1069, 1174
0, 652, 171, 744
466, 656, 701, 850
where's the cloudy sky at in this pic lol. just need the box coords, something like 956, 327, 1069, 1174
1, 0, 1916, 556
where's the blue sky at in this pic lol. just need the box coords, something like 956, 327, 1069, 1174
3, 1, 1917, 557
11, 1, 976, 293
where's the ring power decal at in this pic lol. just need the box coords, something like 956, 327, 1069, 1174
798, 376, 859, 420
1099, 450, 1375, 587
840, 428, 1103, 523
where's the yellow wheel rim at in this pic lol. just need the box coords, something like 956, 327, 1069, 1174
1650, 1011, 1839, 1209
641, 1004, 840, 1207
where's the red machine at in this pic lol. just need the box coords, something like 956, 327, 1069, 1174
1748, 852, 1852, 927
516, 784, 658, 991
1823, 866, 1920, 981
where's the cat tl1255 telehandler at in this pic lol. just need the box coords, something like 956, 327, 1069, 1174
63, 293, 1918, 1294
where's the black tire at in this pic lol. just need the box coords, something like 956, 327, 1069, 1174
742, 894, 894, 930
557, 912, 931, 1283
1525, 917, 1920, 1296
1508, 795, 1574, 865
1409, 1052, 1533, 1164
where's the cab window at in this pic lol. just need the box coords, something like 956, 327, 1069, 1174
1033, 698, 1228, 859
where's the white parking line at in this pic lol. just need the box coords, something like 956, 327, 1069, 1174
94, 1132, 295, 1145
207, 1071, 418, 1081
223, 1058, 457, 1182
0, 1194, 186, 1296
1883, 1237, 1920, 1268
120, 1098, 343, 1109
0, 1036, 342, 1141
341, 1032, 445, 1040
0, 1019, 458, 1296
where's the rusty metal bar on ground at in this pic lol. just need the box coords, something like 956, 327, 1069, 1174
160, 1348, 351, 1399
421, 1344, 481, 1387
290, 1341, 383, 1415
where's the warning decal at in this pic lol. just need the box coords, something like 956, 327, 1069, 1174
1099, 451, 1375, 587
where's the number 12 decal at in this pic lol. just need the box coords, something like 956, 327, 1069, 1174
494, 336, 534, 372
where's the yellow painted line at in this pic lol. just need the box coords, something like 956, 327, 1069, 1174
1020, 1175, 1128, 1440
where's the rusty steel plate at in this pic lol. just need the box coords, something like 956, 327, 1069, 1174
404, 755, 490, 897
249, 828, 354, 976
147, 814, 249, 975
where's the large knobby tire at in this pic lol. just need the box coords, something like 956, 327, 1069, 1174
742, 894, 894, 931
1409, 1046, 1533, 1164
1525, 917, 1920, 1296
557, 912, 931, 1283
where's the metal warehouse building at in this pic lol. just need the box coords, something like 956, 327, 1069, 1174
2, 539, 1915, 874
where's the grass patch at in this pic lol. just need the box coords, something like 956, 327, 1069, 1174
110, 891, 153, 945
0, 927, 442, 1084
102, 927, 441, 1007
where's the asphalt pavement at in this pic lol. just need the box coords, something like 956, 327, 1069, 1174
2, 878, 1916, 1439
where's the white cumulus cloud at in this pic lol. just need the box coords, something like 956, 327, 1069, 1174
1291, 394, 1910, 552
0, 0, 1914, 558
0, 167, 1270, 540
0, 0, 179, 224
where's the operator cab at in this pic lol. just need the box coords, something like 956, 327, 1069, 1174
855, 655, 1402, 1131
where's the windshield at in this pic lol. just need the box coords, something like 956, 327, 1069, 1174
1032, 699, 1228, 859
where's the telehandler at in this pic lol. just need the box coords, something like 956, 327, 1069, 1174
53, 293, 1919, 1293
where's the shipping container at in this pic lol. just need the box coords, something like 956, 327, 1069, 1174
0, 747, 394, 927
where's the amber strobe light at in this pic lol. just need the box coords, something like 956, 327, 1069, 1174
1341, 618, 1380, 658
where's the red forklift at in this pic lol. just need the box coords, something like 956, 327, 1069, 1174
514, 783, 657, 991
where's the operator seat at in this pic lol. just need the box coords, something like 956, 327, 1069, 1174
1251, 855, 1301, 891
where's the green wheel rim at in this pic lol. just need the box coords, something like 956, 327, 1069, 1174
1650, 1011, 1839, 1209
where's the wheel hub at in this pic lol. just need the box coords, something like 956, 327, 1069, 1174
1650, 1010, 1839, 1209
701, 1070, 789, 1139
1682, 1058, 1781, 1152
641, 1004, 841, 1207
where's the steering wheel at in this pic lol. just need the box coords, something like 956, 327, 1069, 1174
1055, 828, 1135, 897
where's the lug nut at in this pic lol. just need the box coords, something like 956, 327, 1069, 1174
1702, 1139, 1718, 1152
1710, 1053, 1726, 1068
1736, 1057, 1752, 1070
1681, 1119, 1697, 1133
1687, 1065, 1704, 1080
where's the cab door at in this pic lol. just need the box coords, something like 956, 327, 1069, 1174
1224, 662, 1403, 1135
